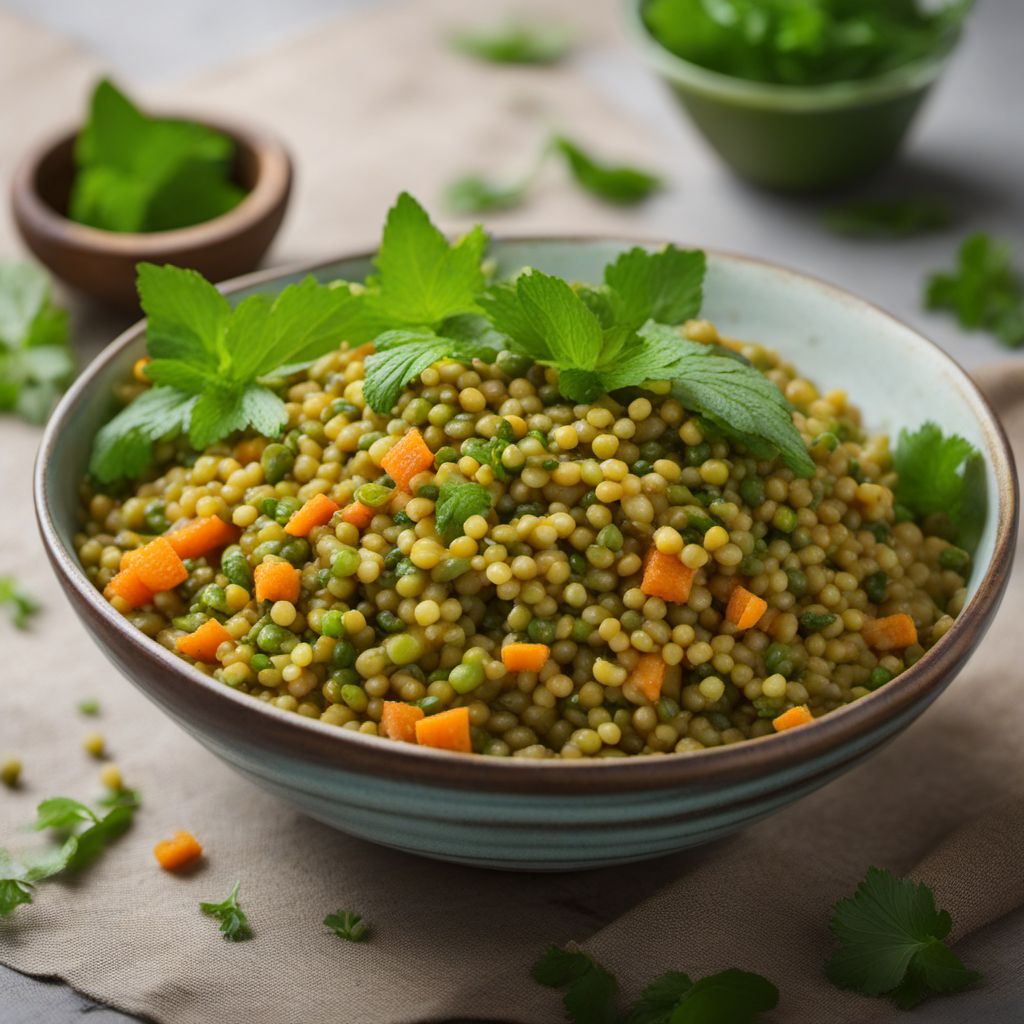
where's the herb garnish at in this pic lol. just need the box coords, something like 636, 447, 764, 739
324, 909, 369, 942
200, 881, 252, 941
893, 422, 984, 551
826, 867, 980, 1008
533, 946, 619, 1024
451, 21, 571, 65
0, 576, 40, 630
824, 198, 953, 239
435, 479, 493, 542
0, 263, 73, 424
925, 233, 1024, 348
70, 79, 245, 233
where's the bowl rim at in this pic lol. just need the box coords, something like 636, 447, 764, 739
626, 0, 958, 112
10, 115, 292, 255
34, 238, 1019, 796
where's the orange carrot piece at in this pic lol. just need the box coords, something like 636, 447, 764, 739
132, 356, 151, 383
862, 613, 918, 651
380, 428, 435, 492
176, 618, 233, 662
104, 567, 153, 609
415, 706, 472, 753
725, 585, 769, 631
501, 643, 550, 673
632, 653, 666, 702
773, 705, 815, 732
641, 548, 695, 604
120, 547, 143, 571
284, 493, 340, 537
380, 701, 425, 743
253, 561, 301, 603
153, 831, 203, 871
131, 537, 188, 592
166, 517, 239, 561
340, 502, 375, 531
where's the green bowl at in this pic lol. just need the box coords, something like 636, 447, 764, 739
629, 0, 959, 192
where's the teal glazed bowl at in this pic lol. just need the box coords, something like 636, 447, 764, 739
629, 1, 959, 191
35, 240, 1017, 870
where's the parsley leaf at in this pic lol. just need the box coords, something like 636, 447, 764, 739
200, 881, 252, 941
625, 971, 694, 1024
0, 576, 40, 630
825, 866, 980, 1008
624, 969, 778, 1024
0, 262, 74, 425
70, 79, 244, 233
553, 136, 661, 205
452, 21, 572, 64
324, 909, 369, 942
435, 479, 493, 542
604, 246, 706, 329
893, 422, 985, 551
926, 233, 1024, 348
824, 197, 953, 238
0, 838, 78, 917
533, 946, 618, 1024
33, 797, 98, 832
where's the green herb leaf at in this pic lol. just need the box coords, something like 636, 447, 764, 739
445, 173, 528, 214
0, 262, 73, 425
893, 422, 985, 551
625, 972, 693, 1024
926, 233, 1024, 348
826, 867, 980, 1008
533, 945, 619, 1024
64, 806, 134, 872
553, 136, 661, 205
33, 797, 99, 832
824, 198, 952, 238
452, 21, 571, 64
0, 878, 33, 917
77, 698, 100, 716
0, 576, 40, 630
200, 880, 252, 941
436, 479, 493, 542
604, 246, 706, 329
668, 970, 779, 1024
70, 79, 244, 233
324, 909, 369, 942
516, 270, 604, 370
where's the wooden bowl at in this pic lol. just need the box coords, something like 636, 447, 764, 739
10, 118, 292, 308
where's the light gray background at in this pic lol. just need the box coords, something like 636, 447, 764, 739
0, 0, 1021, 1021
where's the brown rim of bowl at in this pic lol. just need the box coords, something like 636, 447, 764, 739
10, 116, 291, 254
34, 238, 1019, 796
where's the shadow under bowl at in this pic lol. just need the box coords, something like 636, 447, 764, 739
10, 118, 292, 308
34, 240, 1018, 870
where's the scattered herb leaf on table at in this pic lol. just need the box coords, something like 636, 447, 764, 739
824, 198, 953, 239
451, 21, 572, 65
324, 910, 369, 942
0, 575, 40, 629
200, 881, 253, 941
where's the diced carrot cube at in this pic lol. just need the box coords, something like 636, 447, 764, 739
862, 613, 918, 651
380, 428, 434, 492
773, 705, 815, 732
340, 502, 375, 531
380, 701, 425, 743
176, 618, 233, 662
725, 585, 768, 630
501, 643, 550, 673
153, 831, 203, 871
641, 548, 694, 604
284, 493, 340, 537
131, 537, 188, 592
166, 517, 239, 561
632, 653, 666, 702
253, 561, 301, 603
415, 706, 471, 753
104, 567, 153, 609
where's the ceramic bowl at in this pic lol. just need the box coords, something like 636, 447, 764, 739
10, 118, 292, 308
34, 240, 1017, 871
629, 1, 959, 192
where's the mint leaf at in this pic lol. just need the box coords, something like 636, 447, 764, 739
452, 22, 571, 65
604, 246, 705, 329
533, 946, 618, 1024
33, 797, 99, 831
825, 198, 952, 238
553, 136, 661, 205
669, 970, 778, 1024
478, 281, 548, 361
625, 972, 693, 1024
65, 806, 134, 872
445, 173, 528, 214
188, 385, 285, 449
893, 422, 985, 551
200, 881, 252, 941
324, 909, 369, 942
436, 479, 493, 542
516, 270, 604, 370
826, 867, 980, 1008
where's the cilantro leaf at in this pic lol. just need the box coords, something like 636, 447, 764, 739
324, 909, 369, 942
826, 866, 980, 1008
533, 946, 618, 1024
435, 479, 493, 542
0, 576, 40, 630
604, 246, 706, 329
200, 881, 252, 941
893, 422, 985, 551
824, 198, 952, 238
452, 21, 572, 65
70, 79, 244, 233
553, 136, 661, 205
926, 233, 1024, 348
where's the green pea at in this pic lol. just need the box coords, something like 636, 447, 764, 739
527, 618, 556, 644
764, 643, 793, 676
250, 653, 272, 672
221, 545, 252, 591
330, 546, 360, 578
569, 552, 587, 576
273, 496, 302, 526
280, 538, 311, 566
416, 695, 444, 716
356, 482, 393, 508
449, 661, 484, 694
256, 623, 296, 654
515, 502, 545, 519
261, 443, 295, 485
432, 557, 471, 582
172, 612, 208, 633
384, 547, 405, 570
376, 610, 405, 635
322, 679, 344, 704
811, 432, 839, 452
427, 669, 449, 683
666, 484, 694, 506
434, 446, 459, 467
580, 490, 598, 509
527, 429, 549, 449
939, 546, 971, 573
357, 432, 384, 452
686, 443, 711, 467
320, 610, 345, 638
799, 611, 837, 633
392, 510, 414, 527
595, 524, 624, 552
252, 540, 282, 561
198, 584, 230, 615
739, 555, 764, 576
404, 397, 432, 424
572, 619, 593, 642
866, 666, 894, 691
143, 501, 170, 534
330, 639, 356, 669
341, 684, 368, 712
321, 399, 360, 422
864, 571, 888, 605
385, 633, 422, 665
772, 506, 798, 533
739, 477, 765, 508
495, 350, 532, 377
620, 609, 642, 631
656, 696, 680, 723
417, 484, 440, 501
786, 569, 808, 597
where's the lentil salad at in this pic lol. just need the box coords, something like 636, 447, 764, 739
76, 195, 977, 760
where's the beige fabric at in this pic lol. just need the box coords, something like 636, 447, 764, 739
1, 3, 1023, 1023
